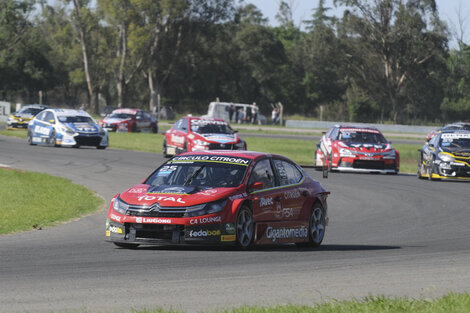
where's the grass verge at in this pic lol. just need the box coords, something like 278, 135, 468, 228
0, 167, 103, 235
134, 293, 470, 313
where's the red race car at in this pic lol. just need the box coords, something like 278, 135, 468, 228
99, 108, 158, 133
105, 150, 329, 249
162, 116, 246, 157
315, 125, 399, 174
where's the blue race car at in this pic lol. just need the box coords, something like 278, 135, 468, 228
27, 108, 108, 149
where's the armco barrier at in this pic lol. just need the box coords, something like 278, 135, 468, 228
285, 120, 437, 134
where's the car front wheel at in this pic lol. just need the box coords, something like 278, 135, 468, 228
113, 242, 139, 249
236, 206, 254, 249
27, 131, 36, 145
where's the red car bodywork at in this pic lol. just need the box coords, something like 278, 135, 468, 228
99, 108, 158, 133
315, 125, 399, 174
163, 116, 246, 157
106, 150, 329, 248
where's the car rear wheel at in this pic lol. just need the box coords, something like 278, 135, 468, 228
163, 139, 170, 158
113, 242, 139, 249
130, 123, 137, 132
236, 206, 254, 249
314, 150, 321, 171
298, 203, 326, 248
151, 123, 158, 133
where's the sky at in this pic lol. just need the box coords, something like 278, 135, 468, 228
245, 0, 470, 47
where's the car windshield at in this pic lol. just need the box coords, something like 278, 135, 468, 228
191, 120, 234, 135
439, 134, 470, 151
108, 113, 135, 119
339, 130, 387, 144
146, 155, 251, 188
58, 116, 95, 123
18, 108, 43, 115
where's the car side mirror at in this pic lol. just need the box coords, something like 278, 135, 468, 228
141, 179, 146, 184
248, 182, 264, 192
428, 143, 434, 148
49, 119, 55, 124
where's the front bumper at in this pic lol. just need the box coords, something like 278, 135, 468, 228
58, 132, 108, 147
337, 157, 398, 174
106, 219, 236, 245
6, 120, 29, 129
432, 161, 470, 180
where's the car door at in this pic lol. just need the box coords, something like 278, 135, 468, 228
32, 111, 54, 140
166, 118, 188, 150
272, 159, 306, 221
248, 158, 284, 222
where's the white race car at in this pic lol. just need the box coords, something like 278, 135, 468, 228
27, 108, 108, 149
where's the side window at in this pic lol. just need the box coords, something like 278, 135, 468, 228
248, 159, 275, 189
330, 127, 339, 139
181, 118, 188, 132
36, 111, 46, 121
45, 112, 55, 123
273, 159, 303, 186
173, 118, 184, 131
324, 128, 333, 138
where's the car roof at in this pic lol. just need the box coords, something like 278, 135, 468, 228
177, 150, 293, 162
48, 108, 92, 117
22, 104, 48, 109
186, 116, 226, 122
337, 125, 381, 133
112, 108, 140, 114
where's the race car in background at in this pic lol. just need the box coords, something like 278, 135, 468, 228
162, 116, 246, 157
418, 130, 470, 180
6, 104, 48, 129
99, 108, 158, 133
314, 125, 399, 174
425, 122, 470, 142
105, 150, 329, 248
27, 108, 108, 149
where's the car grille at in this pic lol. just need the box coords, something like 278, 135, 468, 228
352, 160, 396, 170
129, 224, 184, 240
74, 135, 102, 146
208, 143, 235, 150
126, 204, 186, 218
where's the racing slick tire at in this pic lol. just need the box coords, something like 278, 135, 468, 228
417, 157, 426, 179
162, 139, 170, 158
151, 123, 158, 134
27, 131, 36, 145
96, 145, 106, 150
130, 123, 137, 133
113, 242, 139, 249
297, 202, 326, 248
428, 159, 440, 181
236, 205, 254, 249
49, 130, 58, 147
314, 150, 321, 171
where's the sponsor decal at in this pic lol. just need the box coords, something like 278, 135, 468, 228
442, 133, 470, 139
137, 195, 185, 204
191, 119, 228, 126
284, 190, 301, 200
171, 155, 250, 165
199, 189, 219, 196
34, 125, 50, 135
260, 197, 273, 207
265, 226, 308, 242
106, 230, 111, 237
341, 128, 381, 134
189, 216, 222, 225
225, 223, 236, 234
137, 217, 172, 224
157, 166, 178, 176
109, 225, 123, 234
171, 134, 185, 144
129, 187, 147, 193
282, 208, 294, 218
110, 213, 122, 222
221, 235, 236, 242
189, 229, 221, 237
229, 193, 247, 201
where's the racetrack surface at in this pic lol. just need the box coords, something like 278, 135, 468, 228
1, 135, 469, 313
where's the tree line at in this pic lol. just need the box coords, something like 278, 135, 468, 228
1, 0, 470, 124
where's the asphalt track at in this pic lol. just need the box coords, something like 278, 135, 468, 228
1, 135, 470, 313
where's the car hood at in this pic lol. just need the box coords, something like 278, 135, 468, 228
102, 117, 132, 124
340, 142, 391, 152
66, 122, 101, 133
442, 148, 470, 156
13, 113, 34, 119
119, 184, 237, 207
195, 133, 239, 144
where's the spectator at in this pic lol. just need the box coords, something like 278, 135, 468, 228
252, 102, 258, 124
228, 103, 234, 122
246, 106, 252, 124
272, 107, 280, 125
79, 103, 86, 111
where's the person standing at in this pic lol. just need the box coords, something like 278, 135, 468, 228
228, 103, 234, 122
252, 102, 258, 124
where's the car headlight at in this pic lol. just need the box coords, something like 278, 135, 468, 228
59, 125, 75, 135
438, 152, 454, 163
184, 199, 227, 217
235, 140, 245, 148
193, 139, 209, 146
339, 148, 356, 157
112, 196, 129, 214
7, 115, 15, 122
382, 150, 396, 158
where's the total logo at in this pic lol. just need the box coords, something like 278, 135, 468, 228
189, 229, 221, 237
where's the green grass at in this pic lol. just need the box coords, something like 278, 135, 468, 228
133, 293, 470, 313
0, 167, 103, 234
